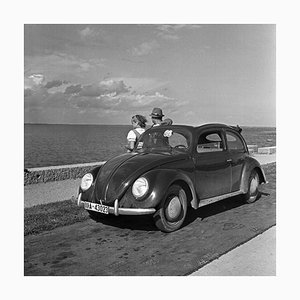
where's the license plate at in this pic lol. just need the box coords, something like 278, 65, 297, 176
84, 202, 109, 214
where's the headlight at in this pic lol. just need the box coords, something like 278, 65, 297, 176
80, 173, 93, 191
132, 177, 149, 199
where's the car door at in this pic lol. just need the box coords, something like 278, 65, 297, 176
194, 129, 231, 199
224, 129, 247, 191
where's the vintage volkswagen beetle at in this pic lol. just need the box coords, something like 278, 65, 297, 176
76, 123, 267, 232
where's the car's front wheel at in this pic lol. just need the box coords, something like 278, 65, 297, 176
243, 169, 260, 203
153, 184, 187, 232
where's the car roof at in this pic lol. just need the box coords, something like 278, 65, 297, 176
153, 123, 241, 132
146, 124, 243, 139
195, 123, 241, 131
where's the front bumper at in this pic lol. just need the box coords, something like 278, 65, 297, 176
77, 193, 156, 216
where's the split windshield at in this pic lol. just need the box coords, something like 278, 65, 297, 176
136, 128, 190, 152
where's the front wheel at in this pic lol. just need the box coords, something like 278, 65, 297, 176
243, 170, 260, 204
153, 184, 187, 232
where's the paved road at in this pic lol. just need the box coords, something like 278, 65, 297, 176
24, 163, 276, 276
191, 225, 276, 275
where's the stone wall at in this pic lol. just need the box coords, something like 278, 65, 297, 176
24, 161, 105, 185
248, 145, 276, 155
258, 146, 276, 155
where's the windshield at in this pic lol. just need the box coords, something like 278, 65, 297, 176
136, 128, 190, 152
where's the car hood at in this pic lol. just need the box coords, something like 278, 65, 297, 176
95, 151, 187, 204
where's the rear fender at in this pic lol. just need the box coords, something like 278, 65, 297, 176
240, 157, 267, 193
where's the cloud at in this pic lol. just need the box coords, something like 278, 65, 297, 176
156, 25, 183, 40
111, 77, 169, 93
24, 86, 49, 108
115, 92, 177, 109
44, 80, 64, 89
27, 74, 45, 86
156, 24, 202, 40
131, 40, 160, 56
158, 33, 180, 40
68, 91, 180, 113
64, 84, 82, 95
99, 80, 130, 95
79, 85, 102, 97
79, 62, 91, 72
77, 80, 130, 97
24, 76, 186, 122
25, 52, 106, 84
79, 27, 96, 39
78, 26, 107, 41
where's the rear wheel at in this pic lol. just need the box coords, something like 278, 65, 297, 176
153, 184, 187, 232
243, 170, 260, 203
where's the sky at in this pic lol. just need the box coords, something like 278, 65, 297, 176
24, 24, 275, 126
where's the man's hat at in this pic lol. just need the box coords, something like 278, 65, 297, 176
150, 107, 164, 118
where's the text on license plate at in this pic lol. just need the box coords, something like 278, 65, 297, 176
84, 202, 109, 214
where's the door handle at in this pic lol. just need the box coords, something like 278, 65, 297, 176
227, 159, 232, 162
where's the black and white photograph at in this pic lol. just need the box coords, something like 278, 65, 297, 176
3, 0, 300, 298
24, 23, 276, 276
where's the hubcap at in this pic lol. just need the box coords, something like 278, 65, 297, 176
250, 174, 259, 195
166, 196, 182, 221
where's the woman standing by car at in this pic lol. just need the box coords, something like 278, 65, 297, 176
126, 115, 147, 152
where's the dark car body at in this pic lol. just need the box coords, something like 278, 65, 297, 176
76, 123, 267, 232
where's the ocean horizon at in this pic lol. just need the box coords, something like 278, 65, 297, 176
24, 122, 276, 128
24, 123, 276, 169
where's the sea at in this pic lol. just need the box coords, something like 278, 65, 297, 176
24, 124, 276, 169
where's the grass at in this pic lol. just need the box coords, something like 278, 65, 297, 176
24, 162, 276, 236
24, 200, 89, 236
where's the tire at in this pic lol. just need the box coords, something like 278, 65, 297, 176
153, 184, 187, 232
243, 170, 260, 204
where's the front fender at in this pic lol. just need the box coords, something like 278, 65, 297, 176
240, 156, 267, 193
79, 165, 102, 202
119, 169, 197, 209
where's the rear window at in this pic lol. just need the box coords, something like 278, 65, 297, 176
226, 131, 245, 151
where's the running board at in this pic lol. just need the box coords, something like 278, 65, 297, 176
198, 190, 243, 208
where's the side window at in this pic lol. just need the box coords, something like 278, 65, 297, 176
197, 131, 224, 153
226, 131, 245, 151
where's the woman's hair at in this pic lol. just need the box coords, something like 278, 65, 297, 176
132, 115, 147, 128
